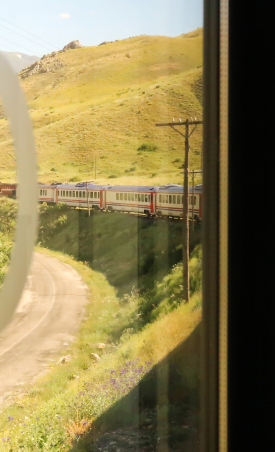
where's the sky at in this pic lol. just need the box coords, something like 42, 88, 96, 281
0, 0, 203, 57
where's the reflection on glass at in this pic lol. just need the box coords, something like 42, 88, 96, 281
0, 2, 203, 450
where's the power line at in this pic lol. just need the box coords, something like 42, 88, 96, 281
0, 22, 53, 53
0, 17, 59, 50
0, 42, 17, 52
0, 34, 42, 57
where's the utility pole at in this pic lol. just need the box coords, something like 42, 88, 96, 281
86, 181, 90, 216
156, 118, 203, 303
192, 169, 195, 231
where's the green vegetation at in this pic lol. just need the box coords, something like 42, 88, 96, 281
0, 200, 202, 449
0, 248, 201, 451
0, 30, 203, 186
0, 198, 16, 285
37, 204, 201, 296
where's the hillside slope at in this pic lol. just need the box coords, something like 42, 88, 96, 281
0, 30, 203, 185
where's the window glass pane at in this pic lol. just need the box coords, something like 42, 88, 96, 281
4, 8, 204, 450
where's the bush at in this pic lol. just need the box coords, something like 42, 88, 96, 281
137, 143, 158, 152
69, 176, 81, 182
109, 175, 118, 179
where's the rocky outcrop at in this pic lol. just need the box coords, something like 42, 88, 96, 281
19, 51, 65, 79
62, 40, 83, 51
90, 353, 100, 361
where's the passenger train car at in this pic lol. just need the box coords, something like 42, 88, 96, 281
2, 181, 202, 220
37, 182, 203, 220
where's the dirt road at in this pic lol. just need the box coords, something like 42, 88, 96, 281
0, 252, 88, 406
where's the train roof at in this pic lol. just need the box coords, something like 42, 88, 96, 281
104, 185, 157, 192
54, 183, 106, 190
38, 182, 203, 192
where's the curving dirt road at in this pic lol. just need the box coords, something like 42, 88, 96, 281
0, 252, 88, 406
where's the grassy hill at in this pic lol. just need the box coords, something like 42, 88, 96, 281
0, 29, 203, 185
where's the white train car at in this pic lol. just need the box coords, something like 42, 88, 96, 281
54, 182, 105, 209
156, 184, 202, 220
36, 182, 203, 221
104, 185, 156, 215
38, 184, 56, 203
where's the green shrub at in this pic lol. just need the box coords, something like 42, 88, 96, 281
137, 143, 158, 152
69, 176, 81, 182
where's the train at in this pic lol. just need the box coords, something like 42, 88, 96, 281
1, 182, 203, 220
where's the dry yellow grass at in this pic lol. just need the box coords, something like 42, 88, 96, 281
0, 30, 203, 185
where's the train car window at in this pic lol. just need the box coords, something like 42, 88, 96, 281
127, 193, 130, 201
120, 193, 123, 200
66, 191, 68, 197
40, 190, 42, 196
138, 194, 141, 202
90, 192, 92, 198
116, 193, 119, 200
169, 195, 172, 204
124, 193, 127, 201
181, 195, 183, 204
166, 194, 169, 203
141, 194, 144, 202
94, 192, 97, 199
135, 193, 138, 201
73, 191, 75, 197
45, 190, 47, 196
159, 194, 162, 203
173, 195, 176, 204
131, 193, 134, 201
177, 195, 180, 204
145, 194, 148, 202
98, 192, 100, 198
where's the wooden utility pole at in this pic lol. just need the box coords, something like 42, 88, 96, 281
192, 169, 195, 231
86, 181, 90, 216
156, 119, 203, 303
